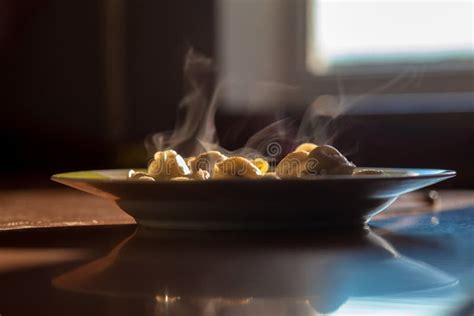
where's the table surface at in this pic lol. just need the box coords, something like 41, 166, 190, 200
0, 189, 473, 316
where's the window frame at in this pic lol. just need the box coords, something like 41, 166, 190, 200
296, 0, 474, 97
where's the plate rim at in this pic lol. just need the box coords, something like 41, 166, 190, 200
51, 167, 456, 185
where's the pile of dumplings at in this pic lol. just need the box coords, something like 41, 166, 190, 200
128, 143, 382, 181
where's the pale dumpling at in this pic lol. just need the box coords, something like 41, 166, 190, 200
148, 150, 191, 180
213, 157, 262, 179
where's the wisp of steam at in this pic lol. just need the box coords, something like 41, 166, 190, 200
145, 48, 413, 161
145, 48, 220, 157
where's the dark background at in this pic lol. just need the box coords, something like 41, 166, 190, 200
1, 0, 473, 188
1, 0, 216, 185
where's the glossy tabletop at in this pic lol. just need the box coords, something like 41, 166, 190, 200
0, 190, 473, 316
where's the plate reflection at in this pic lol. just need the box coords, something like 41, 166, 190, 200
52, 227, 457, 315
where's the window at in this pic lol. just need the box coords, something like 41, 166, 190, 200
307, 0, 474, 75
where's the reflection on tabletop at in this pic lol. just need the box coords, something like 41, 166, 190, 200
0, 207, 473, 316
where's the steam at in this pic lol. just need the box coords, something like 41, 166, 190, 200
145, 48, 352, 160
145, 48, 220, 157
145, 48, 304, 160
146, 49, 419, 161
297, 94, 343, 146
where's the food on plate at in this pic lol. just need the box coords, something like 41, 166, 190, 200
353, 169, 385, 176
192, 169, 211, 180
262, 172, 280, 179
147, 150, 191, 180
304, 145, 355, 176
170, 176, 191, 181
275, 151, 309, 178
213, 156, 262, 179
128, 170, 155, 181
294, 143, 318, 153
128, 143, 382, 181
252, 158, 269, 174
189, 151, 227, 175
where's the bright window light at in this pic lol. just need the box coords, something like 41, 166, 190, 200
307, 0, 474, 73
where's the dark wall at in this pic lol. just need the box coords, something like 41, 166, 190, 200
1, 0, 215, 181
1, 0, 106, 175
126, 0, 215, 138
